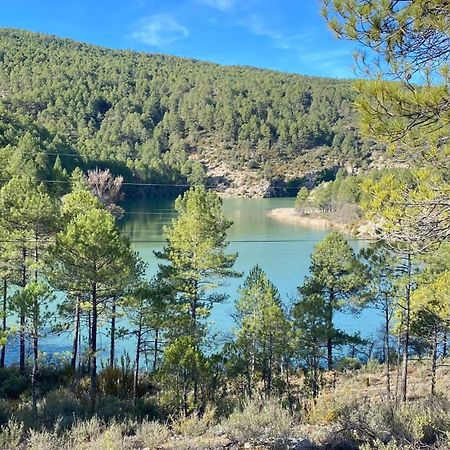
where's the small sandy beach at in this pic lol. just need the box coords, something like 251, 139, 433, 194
267, 208, 367, 236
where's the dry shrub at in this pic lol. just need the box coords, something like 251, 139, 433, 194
69, 416, 104, 446
220, 397, 296, 442
86, 422, 133, 450
25, 429, 63, 450
172, 406, 216, 438
337, 398, 450, 448
136, 420, 171, 449
0, 419, 23, 450
306, 393, 340, 425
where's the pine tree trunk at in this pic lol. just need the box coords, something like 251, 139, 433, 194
109, 298, 116, 368
87, 310, 92, 373
71, 296, 80, 375
326, 292, 334, 371
133, 318, 142, 404
267, 336, 273, 394
311, 355, 318, 399
401, 254, 412, 403
31, 333, 38, 416
395, 329, 402, 403
431, 323, 438, 396
0, 279, 7, 368
31, 293, 39, 417
19, 248, 26, 375
442, 332, 447, 358
183, 368, 188, 416
246, 359, 252, 398
90, 283, 98, 411
384, 298, 391, 400
152, 328, 159, 372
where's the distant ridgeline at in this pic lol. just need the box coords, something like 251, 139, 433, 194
0, 29, 381, 197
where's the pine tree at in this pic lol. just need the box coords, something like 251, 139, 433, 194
45, 208, 141, 409
156, 187, 239, 340
299, 231, 366, 370
0, 177, 59, 374
235, 265, 290, 396
359, 242, 400, 399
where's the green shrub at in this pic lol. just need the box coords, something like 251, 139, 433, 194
0, 369, 28, 400
95, 396, 159, 422
98, 366, 133, 398
336, 357, 362, 372
39, 389, 87, 426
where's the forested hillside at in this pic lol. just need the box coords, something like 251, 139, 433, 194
0, 29, 377, 197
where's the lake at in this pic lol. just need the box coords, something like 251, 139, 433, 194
7, 197, 382, 365
118, 197, 379, 344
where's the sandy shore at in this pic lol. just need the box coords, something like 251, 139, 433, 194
267, 208, 354, 234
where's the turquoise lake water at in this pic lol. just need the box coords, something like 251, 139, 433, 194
118, 197, 379, 346
8, 197, 382, 365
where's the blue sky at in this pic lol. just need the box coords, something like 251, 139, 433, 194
3, 0, 358, 78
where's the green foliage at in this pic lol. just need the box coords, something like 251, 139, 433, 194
362, 168, 450, 246
46, 208, 139, 296
0, 29, 371, 190
323, 0, 450, 246
0, 369, 28, 400
323, 0, 449, 161
234, 265, 290, 395
294, 186, 309, 211
297, 231, 366, 370
156, 187, 239, 338
159, 336, 206, 414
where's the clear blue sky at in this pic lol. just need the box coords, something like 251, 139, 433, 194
3, 0, 357, 78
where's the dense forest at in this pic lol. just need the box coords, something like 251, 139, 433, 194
0, 0, 449, 448
0, 29, 376, 197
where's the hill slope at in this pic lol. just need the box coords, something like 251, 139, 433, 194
0, 29, 377, 196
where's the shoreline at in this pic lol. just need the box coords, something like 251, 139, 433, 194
266, 207, 372, 238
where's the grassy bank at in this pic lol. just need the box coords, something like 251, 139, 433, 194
0, 359, 448, 449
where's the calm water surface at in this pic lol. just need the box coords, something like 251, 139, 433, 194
10, 197, 381, 364
119, 197, 380, 344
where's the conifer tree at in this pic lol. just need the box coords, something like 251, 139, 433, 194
0, 177, 59, 373
156, 187, 239, 340
299, 231, 366, 370
235, 265, 290, 396
45, 208, 141, 409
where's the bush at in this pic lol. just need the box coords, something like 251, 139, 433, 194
221, 397, 296, 442
306, 393, 339, 425
25, 429, 62, 450
136, 420, 171, 448
0, 419, 23, 450
336, 357, 362, 372
69, 416, 103, 447
39, 389, 87, 427
95, 396, 159, 422
86, 422, 132, 450
172, 406, 216, 437
0, 369, 28, 400
98, 366, 133, 398
337, 398, 450, 448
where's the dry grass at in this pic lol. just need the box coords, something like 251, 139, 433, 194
329, 359, 450, 402
1, 360, 449, 449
